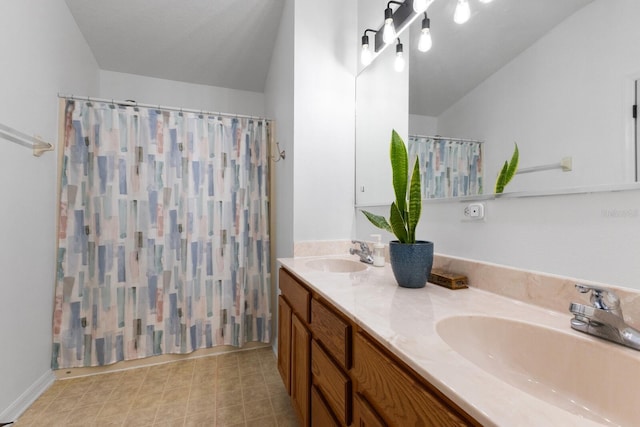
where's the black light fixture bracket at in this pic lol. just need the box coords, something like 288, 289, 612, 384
374, 0, 417, 52
362, 28, 378, 46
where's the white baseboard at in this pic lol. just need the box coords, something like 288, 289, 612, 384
0, 370, 55, 423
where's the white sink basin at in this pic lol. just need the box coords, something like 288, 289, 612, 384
305, 258, 367, 273
436, 315, 640, 426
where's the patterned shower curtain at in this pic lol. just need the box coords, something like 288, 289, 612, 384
52, 100, 271, 369
409, 136, 483, 199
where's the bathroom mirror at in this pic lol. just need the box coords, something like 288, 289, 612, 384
355, 0, 640, 206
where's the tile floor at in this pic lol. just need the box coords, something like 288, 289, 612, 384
13, 347, 298, 427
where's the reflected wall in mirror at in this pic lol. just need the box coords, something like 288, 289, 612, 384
356, 0, 640, 205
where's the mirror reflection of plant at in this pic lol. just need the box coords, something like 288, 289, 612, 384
361, 130, 422, 244
495, 143, 519, 194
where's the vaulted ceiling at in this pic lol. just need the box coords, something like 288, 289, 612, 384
65, 0, 593, 115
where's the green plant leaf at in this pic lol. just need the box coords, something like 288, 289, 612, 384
503, 143, 519, 186
494, 143, 519, 193
495, 161, 508, 193
390, 130, 408, 216
389, 202, 409, 243
407, 159, 421, 243
361, 210, 393, 233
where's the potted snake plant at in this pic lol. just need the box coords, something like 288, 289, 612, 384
361, 130, 434, 288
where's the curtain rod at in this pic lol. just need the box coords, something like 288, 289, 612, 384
410, 134, 484, 144
58, 94, 272, 122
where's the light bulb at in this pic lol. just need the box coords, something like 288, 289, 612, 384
383, 8, 396, 44
478, 0, 493, 3
394, 41, 405, 72
454, 0, 470, 24
394, 52, 405, 72
418, 28, 432, 52
418, 14, 432, 53
361, 44, 373, 66
413, 0, 429, 13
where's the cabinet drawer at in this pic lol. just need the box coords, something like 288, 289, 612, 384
354, 332, 472, 427
311, 385, 340, 427
311, 298, 351, 369
311, 340, 351, 426
354, 393, 387, 427
280, 268, 310, 323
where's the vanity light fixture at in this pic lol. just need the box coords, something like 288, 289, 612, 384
418, 12, 432, 52
454, 0, 471, 24
394, 38, 406, 72
360, 29, 378, 66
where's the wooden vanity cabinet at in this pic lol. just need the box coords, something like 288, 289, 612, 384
278, 269, 311, 426
278, 266, 479, 427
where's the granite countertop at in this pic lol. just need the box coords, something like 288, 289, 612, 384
278, 254, 633, 427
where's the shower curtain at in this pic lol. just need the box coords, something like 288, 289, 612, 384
52, 100, 271, 369
409, 136, 483, 199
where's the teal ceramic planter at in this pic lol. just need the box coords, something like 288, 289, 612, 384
388, 240, 434, 288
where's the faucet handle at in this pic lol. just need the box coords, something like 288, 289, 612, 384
575, 283, 621, 314
351, 239, 371, 252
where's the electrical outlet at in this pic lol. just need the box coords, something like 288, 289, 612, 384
462, 202, 485, 221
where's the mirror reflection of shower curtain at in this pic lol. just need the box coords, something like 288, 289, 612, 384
408, 136, 483, 199
52, 100, 271, 369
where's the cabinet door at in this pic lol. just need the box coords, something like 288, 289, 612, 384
353, 393, 387, 427
292, 314, 311, 427
278, 296, 292, 394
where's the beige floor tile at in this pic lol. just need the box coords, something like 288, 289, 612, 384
192, 371, 217, 385
244, 397, 273, 421
90, 417, 124, 426
189, 382, 216, 398
242, 384, 269, 404
65, 402, 103, 423
275, 411, 300, 427
18, 348, 294, 427
155, 401, 188, 420
238, 364, 261, 378
42, 411, 74, 427
153, 417, 186, 426
131, 391, 163, 410
215, 403, 245, 426
184, 409, 217, 427
270, 392, 294, 415
216, 391, 241, 409
263, 370, 283, 385
187, 395, 215, 414
216, 378, 243, 394
46, 395, 80, 413
266, 381, 288, 396
124, 406, 158, 426
240, 373, 265, 389
216, 355, 239, 370
246, 415, 278, 427
161, 386, 191, 404
195, 356, 217, 369
97, 397, 132, 419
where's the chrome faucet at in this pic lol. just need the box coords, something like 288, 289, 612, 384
350, 240, 374, 264
569, 284, 640, 351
